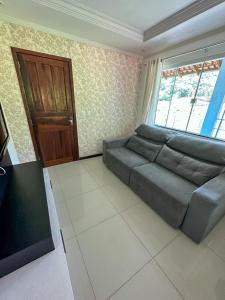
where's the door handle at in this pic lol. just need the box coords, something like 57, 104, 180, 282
69, 119, 73, 125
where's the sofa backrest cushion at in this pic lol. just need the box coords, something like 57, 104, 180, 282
126, 136, 162, 162
135, 124, 175, 143
167, 134, 225, 165
156, 145, 223, 186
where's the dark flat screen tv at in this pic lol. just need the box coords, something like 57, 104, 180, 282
0, 103, 9, 162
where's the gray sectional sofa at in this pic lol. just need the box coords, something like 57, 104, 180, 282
103, 124, 225, 243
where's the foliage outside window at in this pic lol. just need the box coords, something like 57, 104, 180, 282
154, 59, 225, 140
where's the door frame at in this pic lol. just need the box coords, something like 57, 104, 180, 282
11, 47, 79, 162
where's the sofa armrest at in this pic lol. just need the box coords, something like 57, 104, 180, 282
182, 173, 225, 243
103, 136, 130, 162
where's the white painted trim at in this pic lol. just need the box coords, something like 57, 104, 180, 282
32, 0, 143, 42
162, 40, 225, 70
7, 138, 20, 165
144, 0, 225, 41
0, 104, 20, 164
0, 13, 143, 58
145, 25, 225, 60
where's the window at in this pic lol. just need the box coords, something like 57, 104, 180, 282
212, 101, 225, 139
153, 52, 225, 141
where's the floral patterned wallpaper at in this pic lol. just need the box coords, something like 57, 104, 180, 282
0, 22, 142, 162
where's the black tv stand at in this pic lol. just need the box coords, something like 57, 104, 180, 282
0, 161, 54, 278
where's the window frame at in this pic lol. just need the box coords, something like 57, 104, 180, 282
154, 123, 225, 143
151, 48, 225, 142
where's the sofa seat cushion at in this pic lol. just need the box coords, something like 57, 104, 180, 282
130, 163, 197, 227
105, 147, 149, 184
126, 136, 162, 162
156, 145, 223, 186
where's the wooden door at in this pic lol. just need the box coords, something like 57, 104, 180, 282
12, 48, 79, 167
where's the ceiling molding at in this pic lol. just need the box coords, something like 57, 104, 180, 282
0, 13, 143, 57
144, 25, 225, 58
144, 0, 225, 41
32, 0, 143, 42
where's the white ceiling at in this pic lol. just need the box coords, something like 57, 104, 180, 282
0, 0, 225, 56
143, 2, 225, 55
67, 0, 196, 31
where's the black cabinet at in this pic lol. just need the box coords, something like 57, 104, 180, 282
0, 161, 54, 278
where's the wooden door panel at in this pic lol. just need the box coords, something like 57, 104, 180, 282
23, 54, 64, 67
62, 62, 73, 112
51, 65, 68, 112
26, 60, 71, 114
12, 48, 79, 167
37, 124, 74, 166
26, 62, 43, 112
36, 63, 56, 112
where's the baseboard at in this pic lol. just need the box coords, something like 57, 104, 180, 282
79, 153, 102, 160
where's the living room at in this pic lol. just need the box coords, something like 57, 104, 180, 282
0, 1, 225, 299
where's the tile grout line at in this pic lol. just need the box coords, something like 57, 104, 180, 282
63, 179, 123, 237
81, 164, 103, 175
118, 210, 186, 299
154, 259, 186, 300
59, 161, 152, 300
65, 158, 128, 198
118, 201, 180, 260
63, 166, 128, 202
81, 159, 109, 186
100, 185, 141, 214
50, 166, 98, 300
152, 232, 225, 300
50, 162, 153, 300
106, 259, 153, 300
205, 243, 225, 263
51, 163, 225, 300
63, 186, 100, 203
74, 213, 119, 237
84, 161, 126, 189
49, 167, 97, 299
57, 190, 74, 229
98, 182, 157, 260
72, 211, 153, 300
60, 172, 128, 300
152, 232, 181, 259
60, 186, 99, 240
53, 167, 171, 248
57, 163, 184, 300
92, 163, 183, 262
54, 164, 90, 181
75, 162, 141, 216
55, 165, 139, 243
62, 234, 75, 244
75, 237, 97, 300
118, 210, 153, 257
119, 206, 181, 260
61, 183, 100, 199
55, 162, 104, 194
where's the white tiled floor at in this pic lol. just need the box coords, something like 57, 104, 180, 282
48, 156, 225, 300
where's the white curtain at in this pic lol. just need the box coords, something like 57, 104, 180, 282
136, 58, 162, 126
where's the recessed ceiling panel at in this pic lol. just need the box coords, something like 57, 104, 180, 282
69, 0, 196, 31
